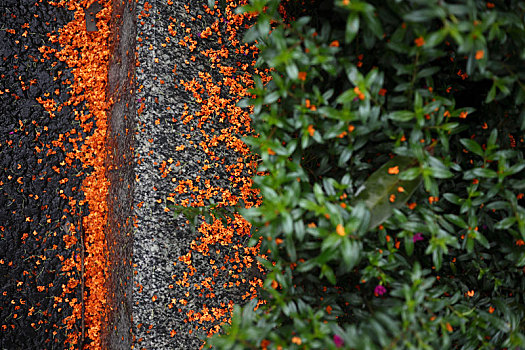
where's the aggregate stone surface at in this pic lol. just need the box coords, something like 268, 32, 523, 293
132, 0, 261, 348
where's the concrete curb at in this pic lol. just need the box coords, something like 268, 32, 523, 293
104, 0, 136, 348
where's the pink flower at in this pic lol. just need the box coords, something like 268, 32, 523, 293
374, 285, 386, 296
413, 232, 424, 242
333, 334, 344, 348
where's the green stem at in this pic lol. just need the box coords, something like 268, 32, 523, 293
408, 52, 420, 105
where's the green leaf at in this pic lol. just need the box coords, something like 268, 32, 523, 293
517, 208, 525, 239
443, 193, 462, 205
286, 63, 299, 81
494, 217, 516, 230
321, 234, 342, 252
399, 167, 422, 181
230, 304, 242, 336
485, 201, 510, 210
444, 214, 468, 229
313, 183, 325, 204
485, 83, 497, 103
285, 235, 296, 261
236, 98, 251, 108
346, 12, 360, 44
352, 156, 422, 229
505, 162, 525, 176
296, 259, 317, 272
460, 138, 484, 157
320, 264, 336, 285
363, 9, 383, 39
403, 8, 446, 22
263, 91, 280, 104
336, 89, 356, 104
432, 249, 443, 271
340, 238, 361, 271
299, 199, 324, 214
294, 220, 305, 241
404, 235, 414, 256
476, 232, 490, 249
463, 167, 497, 180
243, 26, 259, 43
425, 29, 448, 47
488, 128, 498, 148
345, 64, 361, 85
428, 166, 453, 179
471, 168, 498, 178
339, 148, 353, 166
282, 211, 293, 234
388, 110, 415, 122
417, 67, 440, 79
351, 201, 371, 236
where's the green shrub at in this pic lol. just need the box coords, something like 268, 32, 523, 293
204, 0, 525, 348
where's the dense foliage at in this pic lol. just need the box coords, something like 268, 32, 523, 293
203, 0, 525, 348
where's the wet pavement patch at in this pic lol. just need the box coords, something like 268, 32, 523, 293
85, 1, 102, 32
0, 1, 86, 348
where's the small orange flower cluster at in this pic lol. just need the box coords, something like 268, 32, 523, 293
42, 0, 113, 348
353, 86, 365, 100
134, 0, 271, 339
1, 0, 114, 347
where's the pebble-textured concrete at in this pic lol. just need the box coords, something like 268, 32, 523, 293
132, 0, 261, 348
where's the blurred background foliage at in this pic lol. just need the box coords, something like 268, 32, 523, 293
200, 0, 525, 348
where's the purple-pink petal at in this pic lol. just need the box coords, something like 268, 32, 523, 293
374, 285, 387, 296
333, 334, 344, 348
413, 232, 424, 242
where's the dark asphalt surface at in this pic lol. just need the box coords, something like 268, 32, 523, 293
1, 1, 91, 348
